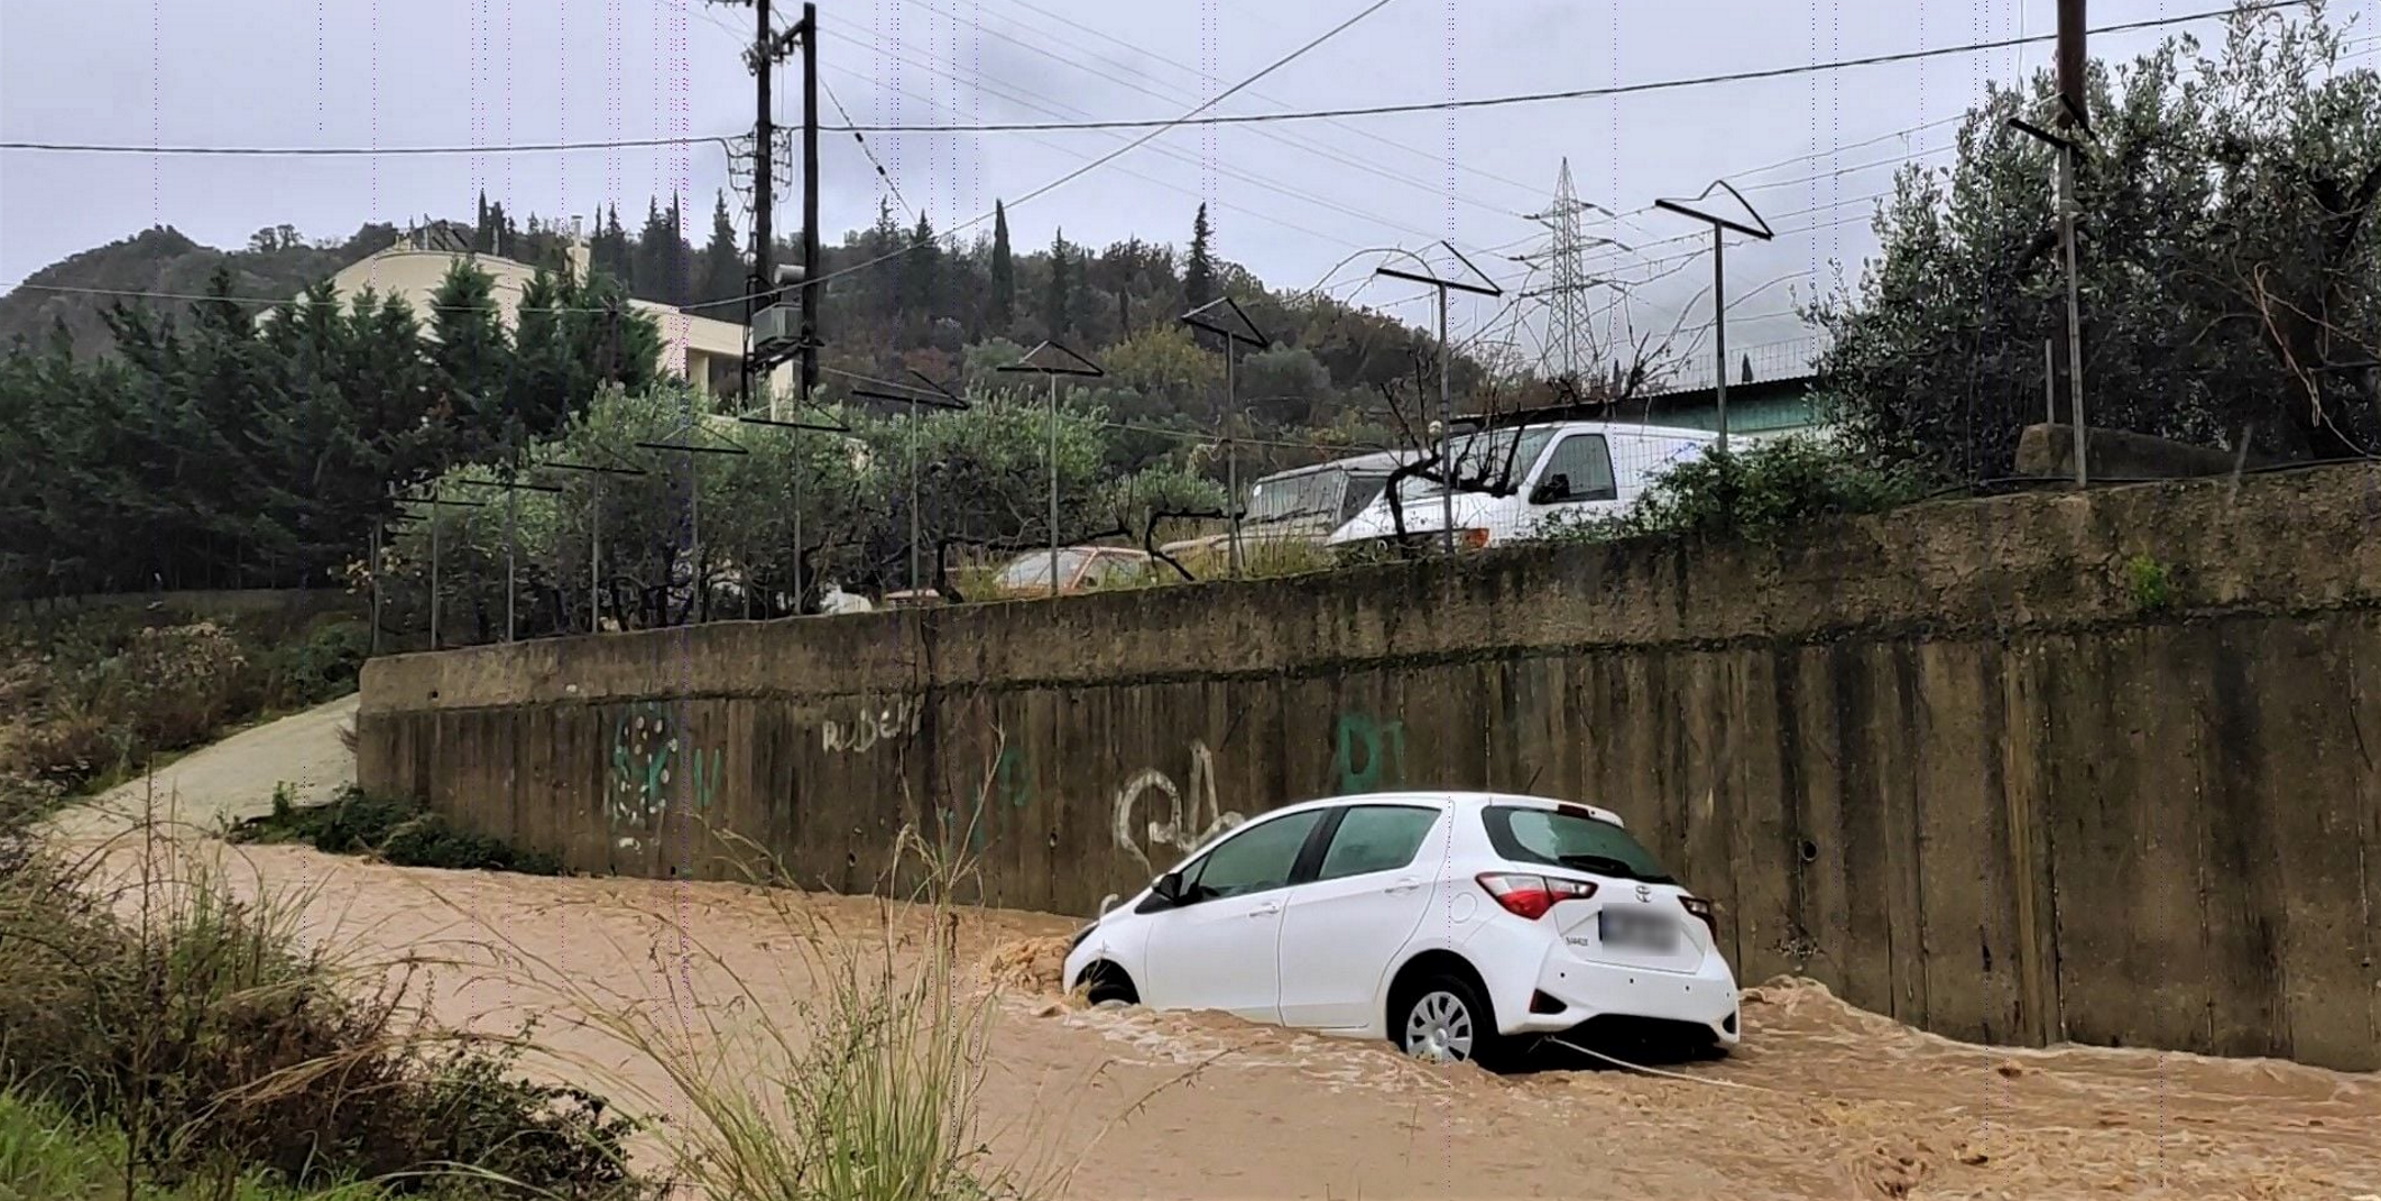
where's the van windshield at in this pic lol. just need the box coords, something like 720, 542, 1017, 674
1246, 471, 1344, 528
1481, 804, 1675, 884
1399, 427, 1556, 500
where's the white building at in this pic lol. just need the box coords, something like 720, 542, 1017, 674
318, 222, 793, 401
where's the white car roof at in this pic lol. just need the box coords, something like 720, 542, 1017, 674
1259, 790, 1627, 828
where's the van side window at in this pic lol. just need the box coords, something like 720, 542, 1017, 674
1533, 435, 1617, 503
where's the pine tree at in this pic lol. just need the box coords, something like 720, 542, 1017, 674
990, 200, 1015, 331
902, 212, 940, 323
867, 199, 904, 320
1044, 228, 1075, 340
632, 199, 671, 303
1184, 203, 1215, 309
593, 204, 633, 283
428, 260, 512, 451
700, 191, 745, 317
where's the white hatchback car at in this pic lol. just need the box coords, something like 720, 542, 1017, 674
1063, 792, 1741, 1066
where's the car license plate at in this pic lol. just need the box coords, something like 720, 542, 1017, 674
1599, 908, 1677, 951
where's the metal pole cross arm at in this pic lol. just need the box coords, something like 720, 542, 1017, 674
1179, 298, 1273, 579
1652, 181, 1775, 453
2007, 113, 2090, 488
1372, 243, 1503, 558
999, 341, 1107, 598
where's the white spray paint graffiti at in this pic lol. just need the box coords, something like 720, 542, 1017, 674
1112, 740, 1245, 872
821, 696, 925, 754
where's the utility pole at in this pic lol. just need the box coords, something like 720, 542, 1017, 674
717, 0, 817, 396
998, 342, 1105, 596
2010, 0, 2091, 487
800, 1, 819, 397
1653, 181, 1775, 453
1181, 297, 1271, 577
1377, 244, 1503, 557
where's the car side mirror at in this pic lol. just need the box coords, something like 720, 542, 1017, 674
1530, 474, 1569, 505
1151, 871, 1183, 904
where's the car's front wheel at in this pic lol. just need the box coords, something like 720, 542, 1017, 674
1395, 974, 1501, 1067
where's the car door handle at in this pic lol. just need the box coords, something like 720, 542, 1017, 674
1384, 878, 1424, 895
1248, 902, 1281, 917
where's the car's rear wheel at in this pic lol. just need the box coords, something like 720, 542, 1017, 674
1396, 974, 1500, 1066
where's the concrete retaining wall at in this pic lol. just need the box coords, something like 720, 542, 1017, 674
359, 466, 2381, 1070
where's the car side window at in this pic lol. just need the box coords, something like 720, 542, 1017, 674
1081, 554, 1143, 589
1180, 810, 1326, 901
1315, 806, 1440, 881
1533, 435, 1618, 504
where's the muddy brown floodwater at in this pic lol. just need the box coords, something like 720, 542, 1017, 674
84, 836, 2381, 1201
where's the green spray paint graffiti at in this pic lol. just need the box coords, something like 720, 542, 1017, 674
997, 746, 1033, 810
611, 703, 674, 829
610, 702, 722, 847
940, 746, 1030, 857
1332, 712, 1408, 795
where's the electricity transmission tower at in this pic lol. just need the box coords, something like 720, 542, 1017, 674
1516, 159, 1629, 383
1523, 159, 1593, 379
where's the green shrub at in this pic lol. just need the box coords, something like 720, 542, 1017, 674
0, 838, 639, 1197
259, 618, 371, 710
82, 621, 254, 750
0, 1089, 386, 1200
231, 787, 562, 877
2125, 553, 2177, 613
1530, 436, 1928, 547
0, 606, 369, 800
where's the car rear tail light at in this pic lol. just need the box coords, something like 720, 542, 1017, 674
1678, 894, 1719, 939
1476, 872, 1596, 920
1461, 527, 1491, 549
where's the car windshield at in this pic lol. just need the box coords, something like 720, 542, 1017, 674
1481, 804, 1675, 884
1398, 427, 1557, 499
999, 550, 1089, 588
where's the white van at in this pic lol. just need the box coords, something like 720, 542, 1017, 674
1157, 450, 1416, 566
1326, 421, 1714, 551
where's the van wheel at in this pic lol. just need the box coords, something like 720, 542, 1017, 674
1395, 973, 1501, 1067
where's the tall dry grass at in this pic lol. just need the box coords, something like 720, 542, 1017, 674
0, 785, 652, 1199
404, 737, 1089, 1201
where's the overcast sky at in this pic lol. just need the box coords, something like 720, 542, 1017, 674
5, 0, 2371, 385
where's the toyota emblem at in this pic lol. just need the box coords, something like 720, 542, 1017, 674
1634, 883, 1651, 903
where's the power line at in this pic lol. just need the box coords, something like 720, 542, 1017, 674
0, 133, 738, 157
785, 0, 1404, 299
818, 61, 1368, 250
941, 0, 1537, 220
820, 1, 2305, 132
1008, 0, 1544, 205
818, 74, 914, 219
1, 1, 2301, 156
815, 29, 1454, 247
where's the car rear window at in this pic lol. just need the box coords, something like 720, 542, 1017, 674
1481, 804, 1675, 884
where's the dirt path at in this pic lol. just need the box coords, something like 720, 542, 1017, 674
52, 704, 2381, 1200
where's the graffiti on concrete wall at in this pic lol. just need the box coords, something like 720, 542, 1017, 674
1113, 739, 1245, 872
611, 702, 674, 830
610, 701, 722, 849
1332, 711, 1408, 795
822, 696, 925, 754
939, 745, 1034, 857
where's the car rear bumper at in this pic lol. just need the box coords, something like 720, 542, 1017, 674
1509, 954, 1740, 1046
1460, 918, 1740, 1046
